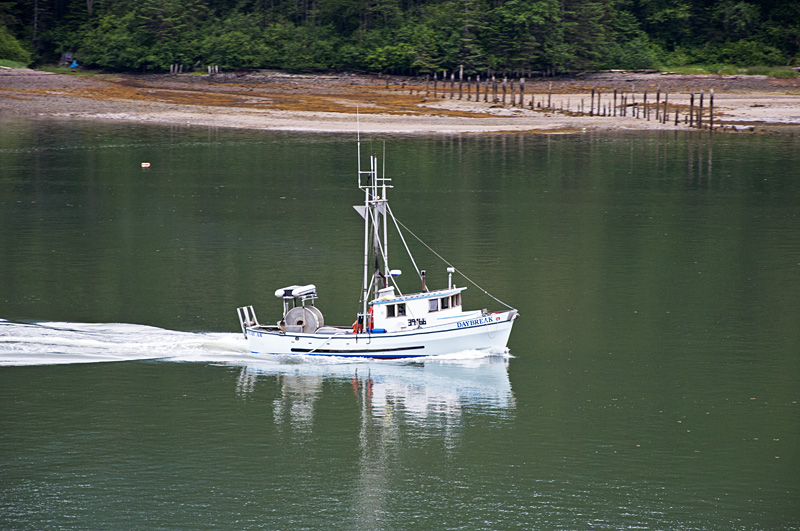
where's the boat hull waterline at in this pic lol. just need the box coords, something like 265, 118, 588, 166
244, 310, 517, 359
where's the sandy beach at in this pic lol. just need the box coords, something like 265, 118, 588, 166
1, 68, 799, 134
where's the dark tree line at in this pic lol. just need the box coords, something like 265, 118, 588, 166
1, 0, 798, 73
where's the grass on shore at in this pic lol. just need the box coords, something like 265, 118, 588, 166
664, 64, 798, 77
0, 59, 28, 68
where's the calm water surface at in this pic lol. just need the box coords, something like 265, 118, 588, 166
1, 120, 798, 529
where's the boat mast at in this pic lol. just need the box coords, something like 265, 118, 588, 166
370, 152, 392, 295
371, 154, 381, 294
356, 134, 392, 324
358, 134, 370, 322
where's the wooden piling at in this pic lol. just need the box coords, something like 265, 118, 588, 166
709, 89, 714, 131
656, 89, 661, 121
689, 93, 694, 127
698, 91, 704, 128
519, 78, 525, 108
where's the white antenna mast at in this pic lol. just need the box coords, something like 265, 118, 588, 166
382, 141, 389, 282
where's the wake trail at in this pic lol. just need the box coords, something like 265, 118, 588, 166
0, 319, 247, 366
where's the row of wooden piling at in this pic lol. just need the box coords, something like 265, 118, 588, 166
170, 64, 221, 74
411, 74, 720, 131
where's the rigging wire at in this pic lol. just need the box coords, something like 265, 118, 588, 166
386, 204, 423, 281
391, 213, 515, 311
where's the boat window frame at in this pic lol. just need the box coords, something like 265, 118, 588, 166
428, 298, 438, 312
387, 304, 396, 318
441, 296, 450, 310
397, 303, 406, 316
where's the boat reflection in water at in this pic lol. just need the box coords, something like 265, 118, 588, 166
234, 354, 515, 432
235, 354, 514, 526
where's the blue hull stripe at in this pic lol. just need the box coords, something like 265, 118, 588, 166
290, 345, 425, 354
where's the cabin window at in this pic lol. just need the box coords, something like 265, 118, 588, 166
387, 304, 395, 318
441, 296, 450, 310
452, 293, 461, 307
429, 299, 438, 312
397, 303, 406, 316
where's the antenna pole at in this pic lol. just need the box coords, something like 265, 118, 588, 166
382, 143, 389, 282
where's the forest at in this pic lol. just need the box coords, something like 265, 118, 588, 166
1, 0, 798, 75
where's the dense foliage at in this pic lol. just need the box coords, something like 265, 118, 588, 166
2, 0, 798, 73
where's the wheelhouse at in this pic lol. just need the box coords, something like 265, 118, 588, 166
369, 286, 468, 333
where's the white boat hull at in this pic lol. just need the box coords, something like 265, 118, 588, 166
244, 310, 518, 359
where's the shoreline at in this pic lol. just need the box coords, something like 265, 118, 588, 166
2, 69, 799, 134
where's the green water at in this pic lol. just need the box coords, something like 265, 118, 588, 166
1, 120, 799, 529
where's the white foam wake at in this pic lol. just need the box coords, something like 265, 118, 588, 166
0, 319, 247, 366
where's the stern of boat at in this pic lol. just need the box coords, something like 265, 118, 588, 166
236, 305, 260, 338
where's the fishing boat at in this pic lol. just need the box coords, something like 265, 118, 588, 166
236, 140, 518, 359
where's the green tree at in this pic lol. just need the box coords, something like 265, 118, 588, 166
484, 0, 561, 72
602, 7, 662, 68
80, 11, 146, 69
633, 0, 693, 46
200, 11, 274, 68
712, 0, 760, 41
561, 0, 614, 70
0, 22, 30, 62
